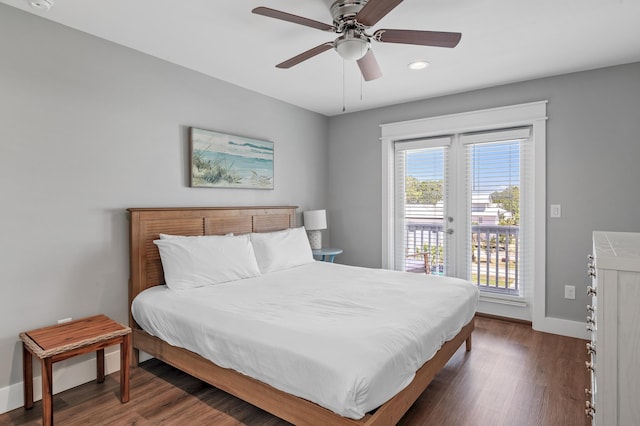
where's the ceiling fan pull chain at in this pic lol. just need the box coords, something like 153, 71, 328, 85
342, 59, 347, 113
360, 43, 365, 101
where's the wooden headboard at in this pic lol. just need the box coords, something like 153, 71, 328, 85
127, 206, 297, 326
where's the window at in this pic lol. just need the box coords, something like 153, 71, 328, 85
464, 128, 532, 299
381, 102, 547, 322
394, 137, 450, 275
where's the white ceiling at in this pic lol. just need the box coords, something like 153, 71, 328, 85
3, 0, 640, 116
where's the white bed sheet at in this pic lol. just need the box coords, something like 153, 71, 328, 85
132, 261, 478, 419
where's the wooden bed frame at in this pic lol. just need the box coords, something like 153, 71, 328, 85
128, 206, 474, 426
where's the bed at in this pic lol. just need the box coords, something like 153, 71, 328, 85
128, 206, 477, 425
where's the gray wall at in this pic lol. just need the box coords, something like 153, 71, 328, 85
0, 4, 328, 390
327, 61, 640, 323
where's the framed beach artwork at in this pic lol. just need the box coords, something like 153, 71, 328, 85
189, 127, 274, 189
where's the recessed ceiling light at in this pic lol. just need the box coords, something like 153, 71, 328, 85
408, 61, 430, 70
29, 0, 53, 10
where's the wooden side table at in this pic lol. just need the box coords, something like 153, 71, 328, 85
20, 315, 131, 426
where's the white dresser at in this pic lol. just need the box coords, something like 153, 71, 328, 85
587, 231, 640, 424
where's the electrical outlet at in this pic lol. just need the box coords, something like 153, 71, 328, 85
550, 204, 562, 218
57, 317, 72, 324
564, 285, 575, 300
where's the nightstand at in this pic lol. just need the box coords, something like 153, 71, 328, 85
20, 315, 131, 426
312, 248, 343, 263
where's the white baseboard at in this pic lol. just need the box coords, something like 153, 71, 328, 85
478, 296, 589, 340
0, 350, 122, 415
533, 316, 590, 340
476, 299, 531, 322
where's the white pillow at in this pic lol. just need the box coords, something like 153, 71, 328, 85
153, 234, 260, 290
250, 227, 314, 274
160, 233, 233, 239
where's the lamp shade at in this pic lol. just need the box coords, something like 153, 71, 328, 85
303, 210, 327, 231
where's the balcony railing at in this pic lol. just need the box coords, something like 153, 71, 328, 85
405, 222, 520, 295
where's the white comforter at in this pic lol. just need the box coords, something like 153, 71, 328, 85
132, 261, 478, 419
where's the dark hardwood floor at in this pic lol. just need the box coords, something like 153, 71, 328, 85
0, 317, 590, 425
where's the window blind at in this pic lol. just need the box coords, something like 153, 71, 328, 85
462, 127, 531, 296
394, 137, 451, 272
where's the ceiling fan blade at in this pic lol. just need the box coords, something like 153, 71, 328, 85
356, 0, 404, 27
374, 29, 462, 48
276, 42, 335, 69
357, 50, 383, 81
252, 7, 335, 32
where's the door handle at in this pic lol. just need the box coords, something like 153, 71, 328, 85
446, 228, 454, 235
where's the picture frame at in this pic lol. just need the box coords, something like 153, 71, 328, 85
189, 127, 274, 189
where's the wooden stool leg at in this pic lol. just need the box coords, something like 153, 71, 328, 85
22, 344, 33, 410
96, 349, 105, 383
466, 335, 472, 351
41, 358, 53, 426
120, 334, 130, 403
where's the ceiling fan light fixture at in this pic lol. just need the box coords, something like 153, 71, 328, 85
408, 60, 430, 70
335, 35, 369, 60
253, 1, 463, 83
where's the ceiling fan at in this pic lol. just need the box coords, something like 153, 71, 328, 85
252, 0, 462, 81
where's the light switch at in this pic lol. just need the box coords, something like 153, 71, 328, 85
550, 204, 562, 218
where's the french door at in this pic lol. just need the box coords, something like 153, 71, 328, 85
394, 137, 456, 276
394, 128, 531, 297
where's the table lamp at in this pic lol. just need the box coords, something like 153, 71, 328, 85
303, 209, 327, 250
